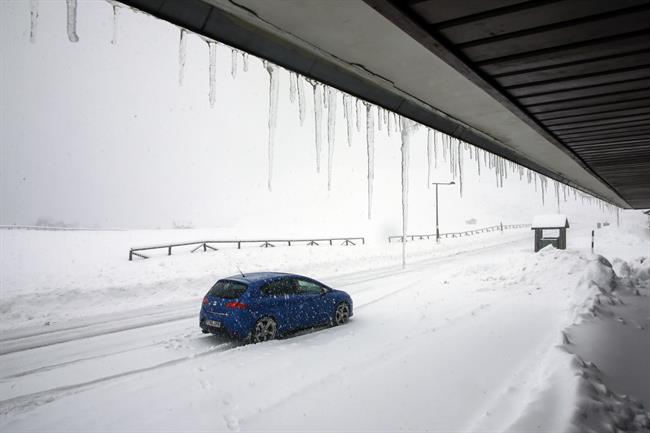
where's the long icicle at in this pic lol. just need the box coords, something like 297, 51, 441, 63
110, 2, 119, 45
365, 103, 375, 219
344, 95, 353, 147
265, 62, 280, 191
434, 131, 439, 168
311, 81, 323, 173
458, 140, 463, 197
30, 0, 38, 43
242, 53, 249, 72
289, 72, 297, 103
231, 49, 238, 78
400, 117, 413, 270
327, 87, 337, 190
427, 129, 434, 188
442, 135, 448, 162
66, 0, 79, 42
356, 99, 362, 132
297, 75, 306, 126
208, 42, 217, 107
178, 29, 187, 86
377, 108, 382, 131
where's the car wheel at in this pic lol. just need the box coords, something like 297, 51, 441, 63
252, 317, 277, 343
334, 302, 350, 326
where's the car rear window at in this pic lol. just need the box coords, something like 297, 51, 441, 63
208, 280, 248, 299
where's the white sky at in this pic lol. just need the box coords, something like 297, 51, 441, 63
0, 0, 617, 237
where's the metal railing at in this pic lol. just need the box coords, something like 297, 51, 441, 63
388, 223, 531, 243
129, 236, 365, 261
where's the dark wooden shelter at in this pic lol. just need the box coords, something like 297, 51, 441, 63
531, 215, 570, 252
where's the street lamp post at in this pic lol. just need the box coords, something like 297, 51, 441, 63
432, 181, 455, 242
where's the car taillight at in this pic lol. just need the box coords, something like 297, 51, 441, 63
202, 296, 209, 305
225, 301, 247, 310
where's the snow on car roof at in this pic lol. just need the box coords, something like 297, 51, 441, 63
223, 271, 298, 284
531, 214, 569, 229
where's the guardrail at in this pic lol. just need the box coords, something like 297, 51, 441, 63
388, 223, 531, 243
129, 237, 365, 261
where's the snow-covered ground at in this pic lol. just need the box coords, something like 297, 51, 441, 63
0, 225, 531, 332
1, 212, 648, 432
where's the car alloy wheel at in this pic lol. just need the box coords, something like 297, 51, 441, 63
252, 317, 277, 343
334, 303, 350, 326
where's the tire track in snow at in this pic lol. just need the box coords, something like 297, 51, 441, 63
0, 340, 238, 418
0, 308, 198, 355
324, 236, 529, 292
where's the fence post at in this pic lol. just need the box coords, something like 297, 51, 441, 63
168, 246, 172, 256
129, 250, 133, 261
500, 222, 503, 232
591, 230, 594, 254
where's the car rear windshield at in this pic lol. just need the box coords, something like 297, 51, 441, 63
208, 280, 248, 299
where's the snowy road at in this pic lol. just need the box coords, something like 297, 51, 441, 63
0, 237, 588, 432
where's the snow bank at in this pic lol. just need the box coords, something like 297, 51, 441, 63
567, 266, 650, 433
502, 213, 649, 432
562, 216, 650, 433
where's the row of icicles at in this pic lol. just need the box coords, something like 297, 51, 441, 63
29, 0, 622, 228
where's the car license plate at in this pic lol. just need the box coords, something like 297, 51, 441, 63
205, 320, 221, 328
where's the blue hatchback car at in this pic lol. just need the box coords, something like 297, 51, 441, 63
199, 272, 353, 342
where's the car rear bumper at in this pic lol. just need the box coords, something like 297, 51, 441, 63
199, 308, 254, 339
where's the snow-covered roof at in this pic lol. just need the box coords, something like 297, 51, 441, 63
531, 214, 569, 229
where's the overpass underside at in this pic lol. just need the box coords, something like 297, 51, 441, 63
121, 0, 650, 209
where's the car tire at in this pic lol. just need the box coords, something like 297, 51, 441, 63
252, 317, 277, 343
333, 302, 350, 326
